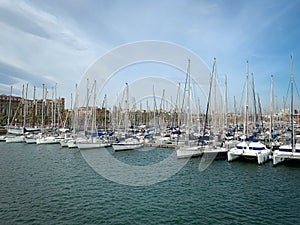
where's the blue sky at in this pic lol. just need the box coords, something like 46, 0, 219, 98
0, 0, 300, 112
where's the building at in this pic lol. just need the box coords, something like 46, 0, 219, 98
0, 94, 65, 127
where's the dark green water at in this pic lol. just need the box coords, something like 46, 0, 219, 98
1, 142, 300, 225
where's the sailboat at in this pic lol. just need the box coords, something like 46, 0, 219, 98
176, 59, 202, 158
76, 80, 111, 150
112, 83, 144, 151
201, 69, 228, 160
5, 85, 25, 143
273, 56, 300, 165
227, 61, 271, 164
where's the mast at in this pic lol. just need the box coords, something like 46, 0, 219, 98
201, 58, 216, 144
51, 87, 54, 128
7, 86, 12, 128
153, 85, 157, 129
243, 61, 249, 137
23, 83, 28, 129
72, 84, 78, 133
251, 73, 257, 129
270, 75, 274, 139
104, 94, 107, 132
54, 83, 57, 129
33, 86, 37, 128
84, 78, 89, 134
92, 80, 97, 134
185, 58, 191, 145
290, 55, 295, 152
234, 96, 237, 134
176, 83, 181, 127
42, 84, 45, 128
124, 83, 129, 134
224, 74, 228, 131
257, 94, 264, 130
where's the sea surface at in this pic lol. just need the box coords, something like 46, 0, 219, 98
1, 142, 300, 225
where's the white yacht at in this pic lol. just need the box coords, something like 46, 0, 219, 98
77, 138, 111, 150
112, 137, 144, 151
272, 56, 300, 165
273, 143, 300, 165
24, 133, 38, 144
36, 135, 58, 145
5, 135, 25, 143
227, 141, 271, 164
176, 145, 202, 159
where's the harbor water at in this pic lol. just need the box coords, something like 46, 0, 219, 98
1, 142, 300, 224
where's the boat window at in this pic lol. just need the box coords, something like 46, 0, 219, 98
252, 147, 264, 150
237, 146, 243, 149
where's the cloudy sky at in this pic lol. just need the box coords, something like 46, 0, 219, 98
0, 0, 299, 111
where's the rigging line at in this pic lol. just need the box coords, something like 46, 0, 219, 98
294, 80, 300, 100
285, 79, 291, 100
199, 58, 215, 145
181, 64, 189, 114
238, 81, 246, 114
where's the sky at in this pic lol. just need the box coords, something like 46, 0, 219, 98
0, 0, 300, 113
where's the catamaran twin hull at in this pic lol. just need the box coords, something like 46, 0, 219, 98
227, 142, 271, 164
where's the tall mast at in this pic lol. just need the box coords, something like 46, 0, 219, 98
7, 86, 12, 128
270, 75, 274, 139
92, 80, 97, 134
84, 78, 89, 134
243, 61, 249, 137
224, 74, 228, 131
153, 85, 157, 128
290, 55, 295, 152
51, 87, 54, 128
104, 94, 107, 132
201, 58, 216, 144
23, 83, 28, 129
54, 83, 57, 129
125, 83, 129, 134
234, 95, 237, 132
42, 84, 45, 128
72, 84, 78, 133
187, 59, 192, 143
251, 73, 257, 129
186, 58, 191, 145
33, 86, 37, 128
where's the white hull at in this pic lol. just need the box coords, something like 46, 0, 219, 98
25, 138, 37, 144
0, 135, 6, 142
227, 141, 271, 164
112, 142, 144, 151
5, 135, 25, 143
227, 149, 243, 162
7, 128, 24, 135
59, 140, 69, 147
176, 146, 202, 159
77, 142, 110, 150
273, 143, 300, 165
67, 140, 77, 148
36, 136, 58, 145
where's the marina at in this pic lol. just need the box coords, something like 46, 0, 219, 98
1, 1, 300, 224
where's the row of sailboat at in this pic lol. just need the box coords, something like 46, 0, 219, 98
1, 56, 299, 167
175, 56, 299, 166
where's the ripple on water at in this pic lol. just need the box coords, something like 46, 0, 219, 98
1, 143, 300, 224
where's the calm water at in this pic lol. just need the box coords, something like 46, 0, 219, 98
1, 142, 300, 225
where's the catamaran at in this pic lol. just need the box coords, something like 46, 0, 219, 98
227, 61, 271, 164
